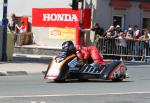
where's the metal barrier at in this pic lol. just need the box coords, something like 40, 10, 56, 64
95, 37, 150, 61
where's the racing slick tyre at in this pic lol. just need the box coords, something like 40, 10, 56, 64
54, 79, 65, 83
78, 79, 89, 82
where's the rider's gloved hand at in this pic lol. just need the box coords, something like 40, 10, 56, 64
76, 50, 83, 60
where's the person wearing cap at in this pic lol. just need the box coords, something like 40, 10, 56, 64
126, 27, 134, 40
125, 27, 134, 60
114, 25, 123, 38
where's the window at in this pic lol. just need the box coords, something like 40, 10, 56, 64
142, 18, 150, 29
113, 16, 125, 30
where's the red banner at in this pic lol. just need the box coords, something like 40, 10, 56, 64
20, 16, 29, 32
32, 8, 91, 28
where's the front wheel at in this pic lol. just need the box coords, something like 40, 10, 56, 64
79, 79, 89, 82
112, 78, 123, 82
54, 66, 69, 83
54, 79, 65, 83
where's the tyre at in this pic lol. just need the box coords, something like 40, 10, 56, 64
112, 77, 123, 82
54, 66, 68, 83
54, 79, 65, 83
79, 79, 89, 82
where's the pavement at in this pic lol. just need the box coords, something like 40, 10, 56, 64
1, 44, 150, 76
0, 44, 60, 76
0, 53, 53, 76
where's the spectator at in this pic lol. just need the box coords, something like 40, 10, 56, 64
139, 29, 150, 41
139, 29, 150, 59
7, 13, 17, 33
133, 25, 141, 40
132, 25, 141, 61
80, 22, 104, 45
7, 13, 18, 45
104, 25, 117, 54
125, 27, 134, 40
118, 32, 127, 47
105, 25, 117, 38
15, 21, 26, 33
125, 27, 134, 58
147, 27, 150, 36
15, 21, 27, 46
91, 23, 104, 37
91, 23, 104, 44
114, 25, 122, 38
81, 22, 104, 37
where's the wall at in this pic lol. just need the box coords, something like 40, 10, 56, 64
93, 0, 150, 31
1, 0, 149, 48
126, 1, 142, 29
94, 0, 112, 30
5, 0, 73, 48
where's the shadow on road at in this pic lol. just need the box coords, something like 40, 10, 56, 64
46, 79, 133, 84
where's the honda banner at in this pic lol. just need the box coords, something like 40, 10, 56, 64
32, 8, 91, 28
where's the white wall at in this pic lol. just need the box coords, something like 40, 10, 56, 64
7, 0, 71, 17
0, 0, 3, 21
94, 0, 112, 30
4, 0, 75, 48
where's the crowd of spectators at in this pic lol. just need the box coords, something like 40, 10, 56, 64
92, 23, 150, 42
90, 23, 150, 61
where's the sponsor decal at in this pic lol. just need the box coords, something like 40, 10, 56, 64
50, 29, 61, 36
32, 8, 80, 27
49, 27, 76, 40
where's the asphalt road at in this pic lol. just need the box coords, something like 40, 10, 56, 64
0, 62, 150, 103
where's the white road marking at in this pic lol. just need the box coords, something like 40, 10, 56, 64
31, 101, 46, 103
0, 91, 150, 98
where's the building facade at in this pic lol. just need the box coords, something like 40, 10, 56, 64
0, 0, 150, 47
93, 0, 150, 31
